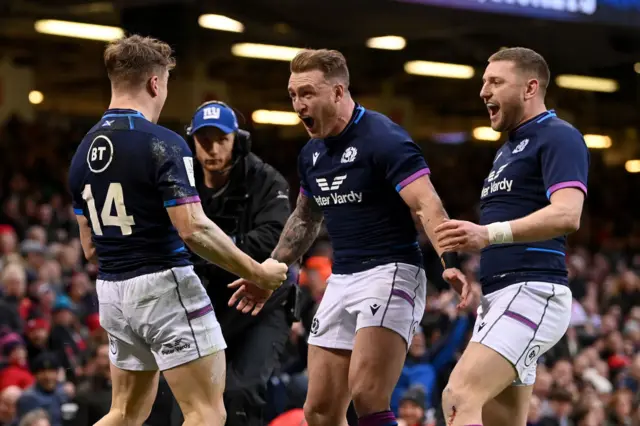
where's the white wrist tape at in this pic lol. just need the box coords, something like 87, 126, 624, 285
487, 222, 513, 245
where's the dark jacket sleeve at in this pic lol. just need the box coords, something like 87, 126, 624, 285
240, 160, 291, 262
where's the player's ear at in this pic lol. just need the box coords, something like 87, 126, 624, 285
334, 84, 344, 103
524, 78, 538, 100
148, 75, 159, 98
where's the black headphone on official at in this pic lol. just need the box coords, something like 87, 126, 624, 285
185, 100, 252, 175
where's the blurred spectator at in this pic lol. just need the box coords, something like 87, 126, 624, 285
0, 386, 22, 426
0, 331, 34, 391
18, 409, 50, 426
24, 319, 50, 371
16, 353, 68, 426
0, 263, 30, 333
538, 387, 574, 426
397, 386, 429, 426
71, 344, 110, 426
48, 296, 84, 383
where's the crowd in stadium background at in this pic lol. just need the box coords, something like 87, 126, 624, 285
0, 112, 639, 426
1, 0, 640, 425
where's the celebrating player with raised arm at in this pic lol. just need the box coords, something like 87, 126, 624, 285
435, 48, 589, 426
228, 49, 469, 426
68, 35, 287, 426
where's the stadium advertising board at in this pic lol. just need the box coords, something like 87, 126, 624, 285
395, 0, 640, 27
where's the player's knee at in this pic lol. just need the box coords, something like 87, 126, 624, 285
304, 399, 342, 425
108, 407, 149, 426
441, 383, 480, 416
350, 378, 389, 415
183, 404, 226, 426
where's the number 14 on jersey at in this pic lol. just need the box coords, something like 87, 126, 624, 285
82, 183, 135, 236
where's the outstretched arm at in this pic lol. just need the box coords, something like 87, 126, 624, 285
399, 175, 471, 309
398, 175, 449, 256
270, 191, 324, 266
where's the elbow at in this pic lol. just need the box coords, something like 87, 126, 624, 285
178, 220, 205, 246
83, 247, 97, 263
561, 212, 581, 234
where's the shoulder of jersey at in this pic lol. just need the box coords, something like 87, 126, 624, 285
362, 108, 411, 142
540, 116, 586, 144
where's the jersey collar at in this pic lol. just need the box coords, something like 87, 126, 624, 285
509, 109, 556, 139
323, 103, 366, 144
102, 109, 146, 120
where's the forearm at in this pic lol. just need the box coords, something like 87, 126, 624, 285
184, 220, 261, 282
507, 204, 580, 243
416, 199, 450, 257
271, 214, 323, 266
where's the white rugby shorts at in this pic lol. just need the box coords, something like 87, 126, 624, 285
97, 265, 226, 371
470, 281, 572, 386
307, 262, 427, 350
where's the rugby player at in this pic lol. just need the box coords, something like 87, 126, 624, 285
68, 35, 287, 426
228, 49, 470, 426
435, 47, 589, 426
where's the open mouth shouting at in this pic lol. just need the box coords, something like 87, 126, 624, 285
486, 102, 500, 123
300, 115, 315, 130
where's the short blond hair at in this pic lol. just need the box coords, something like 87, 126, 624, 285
290, 49, 349, 87
104, 35, 175, 89
489, 47, 550, 95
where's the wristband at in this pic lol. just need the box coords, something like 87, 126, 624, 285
441, 252, 460, 270
486, 221, 513, 245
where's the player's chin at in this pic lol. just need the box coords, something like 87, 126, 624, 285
489, 117, 504, 132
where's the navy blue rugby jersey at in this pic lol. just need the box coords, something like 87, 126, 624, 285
68, 109, 200, 280
298, 104, 430, 274
478, 110, 589, 294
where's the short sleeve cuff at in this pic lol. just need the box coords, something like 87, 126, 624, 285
395, 168, 431, 192
164, 195, 201, 207
300, 187, 310, 197
546, 181, 587, 199
73, 208, 84, 215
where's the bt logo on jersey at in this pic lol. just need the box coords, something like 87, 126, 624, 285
87, 135, 114, 173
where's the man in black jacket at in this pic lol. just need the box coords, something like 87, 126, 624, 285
185, 101, 293, 425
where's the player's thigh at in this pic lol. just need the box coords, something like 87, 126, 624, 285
109, 363, 160, 419
96, 280, 158, 371
483, 384, 533, 426
163, 350, 226, 415
349, 263, 426, 408
124, 266, 227, 372
307, 272, 358, 351
470, 281, 572, 386
305, 345, 352, 416
349, 327, 407, 410
349, 263, 427, 350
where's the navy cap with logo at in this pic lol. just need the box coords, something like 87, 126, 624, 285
189, 102, 239, 135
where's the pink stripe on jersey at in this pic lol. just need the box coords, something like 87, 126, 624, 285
547, 181, 587, 197
396, 168, 431, 192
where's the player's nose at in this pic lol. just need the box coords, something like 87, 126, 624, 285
291, 98, 306, 115
479, 85, 493, 102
